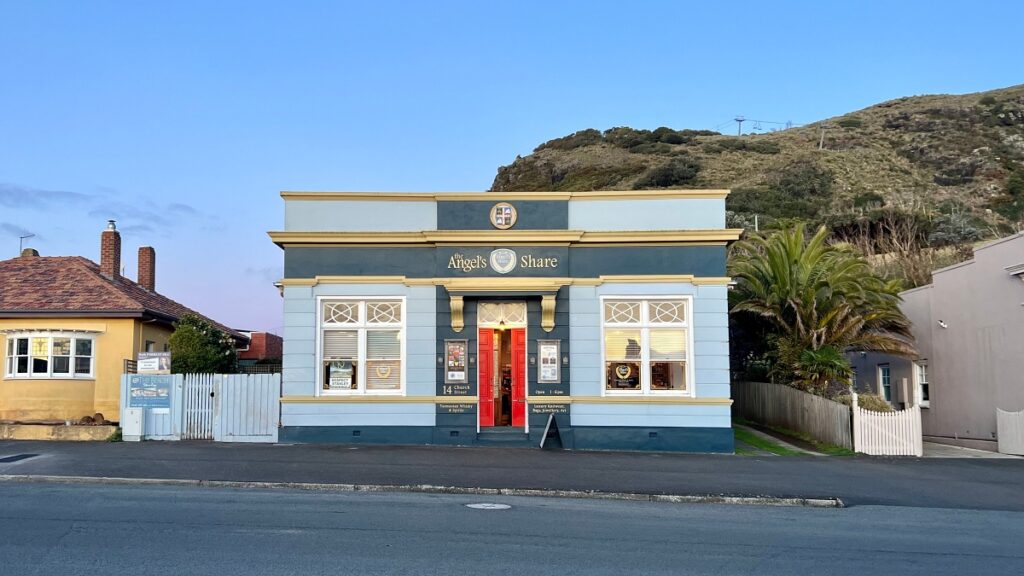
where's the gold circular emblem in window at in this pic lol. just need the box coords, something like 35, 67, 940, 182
615, 364, 633, 379
489, 202, 517, 230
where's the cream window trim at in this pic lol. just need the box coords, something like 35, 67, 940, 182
599, 296, 695, 397
316, 297, 406, 396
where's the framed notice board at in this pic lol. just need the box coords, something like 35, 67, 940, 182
445, 339, 468, 384
537, 339, 561, 384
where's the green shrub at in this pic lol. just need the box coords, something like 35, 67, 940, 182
835, 393, 893, 412
702, 137, 780, 155
534, 129, 603, 152
633, 158, 701, 188
628, 142, 673, 155
837, 117, 864, 128
748, 140, 781, 154
168, 314, 238, 374
853, 192, 885, 208
979, 95, 997, 106
603, 127, 650, 149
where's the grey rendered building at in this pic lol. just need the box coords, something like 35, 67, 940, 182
851, 232, 1024, 451
270, 190, 740, 452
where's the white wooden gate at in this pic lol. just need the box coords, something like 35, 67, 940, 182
182, 374, 216, 440
852, 392, 923, 457
996, 408, 1024, 455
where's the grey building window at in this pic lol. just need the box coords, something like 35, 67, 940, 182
915, 363, 930, 407
878, 364, 891, 402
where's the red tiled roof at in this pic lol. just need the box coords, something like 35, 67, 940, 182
0, 255, 244, 339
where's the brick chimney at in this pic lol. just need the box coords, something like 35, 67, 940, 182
20, 248, 39, 258
138, 246, 156, 292
100, 220, 121, 280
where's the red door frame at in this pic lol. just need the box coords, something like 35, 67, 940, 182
478, 328, 495, 428
478, 327, 527, 429
511, 328, 526, 427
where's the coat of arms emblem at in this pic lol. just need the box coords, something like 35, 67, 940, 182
490, 202, 517, 229
489, 248, 518, 274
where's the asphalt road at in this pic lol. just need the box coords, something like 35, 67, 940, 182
1, 483, 1021, 576
3, 440, 1024, 510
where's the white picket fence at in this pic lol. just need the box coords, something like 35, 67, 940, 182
996, 408, 1024, 456
121, 373, 280, 443
852, 391, 923, 457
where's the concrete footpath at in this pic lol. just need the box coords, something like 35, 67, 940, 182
2, 440, 1024, 511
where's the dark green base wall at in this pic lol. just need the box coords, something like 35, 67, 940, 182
279, 426, 734, 453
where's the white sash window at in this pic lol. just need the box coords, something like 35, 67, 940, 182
319, 299, 405, 395
4, 332, 96, 379
601, 297, 694, 396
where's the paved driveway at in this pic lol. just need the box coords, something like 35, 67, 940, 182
923, 441, 1020, 458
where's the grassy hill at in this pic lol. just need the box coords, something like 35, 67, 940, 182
491, 84, 1024, 238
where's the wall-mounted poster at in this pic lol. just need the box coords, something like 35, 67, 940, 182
445, 340, 468, 384
537, 340, 561, 384
128, 374, 172, 408
137, 352, 171, 374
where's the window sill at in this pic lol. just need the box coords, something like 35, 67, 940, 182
603, 391, 693, 397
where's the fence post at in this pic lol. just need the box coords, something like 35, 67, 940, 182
850, 388, 861, 453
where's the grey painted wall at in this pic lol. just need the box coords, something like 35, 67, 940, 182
850, 233, 1024, 448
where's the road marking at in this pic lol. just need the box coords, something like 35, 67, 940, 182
465, 503, 511, 510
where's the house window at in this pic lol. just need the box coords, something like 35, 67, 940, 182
878, 364, 891, 401
4, 333, 95, 379
601, 297, 693, 395
320, 299, 404, 395
145, 340, 156, 353
915, 362, 929, 407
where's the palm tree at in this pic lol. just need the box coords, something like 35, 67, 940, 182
729, 224, 915, 391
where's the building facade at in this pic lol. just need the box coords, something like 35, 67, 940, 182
271, 190, 740, 452
850, 232, 1024, 451
238, 331, 284, 365
0, 222, 245, 423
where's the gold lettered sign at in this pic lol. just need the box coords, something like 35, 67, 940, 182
446, 249, 560, 275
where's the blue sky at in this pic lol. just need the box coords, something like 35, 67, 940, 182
2, 1, 1021, 333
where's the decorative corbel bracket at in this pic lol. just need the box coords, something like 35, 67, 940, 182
541, 294, 556, 332
450, 295, 465, 332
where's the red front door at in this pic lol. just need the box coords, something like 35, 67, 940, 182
511, 328, 526, 427
478, 329, 494, 428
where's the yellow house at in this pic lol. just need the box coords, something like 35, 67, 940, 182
0, 221, 244, 423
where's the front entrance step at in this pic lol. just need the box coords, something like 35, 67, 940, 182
476, 428, 533, 447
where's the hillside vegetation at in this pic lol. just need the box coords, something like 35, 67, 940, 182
491, 85, 1024, 245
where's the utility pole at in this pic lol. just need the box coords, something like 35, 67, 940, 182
754, 214, 759, 232
734, 116, 745, 136
818, 125, 829, 150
